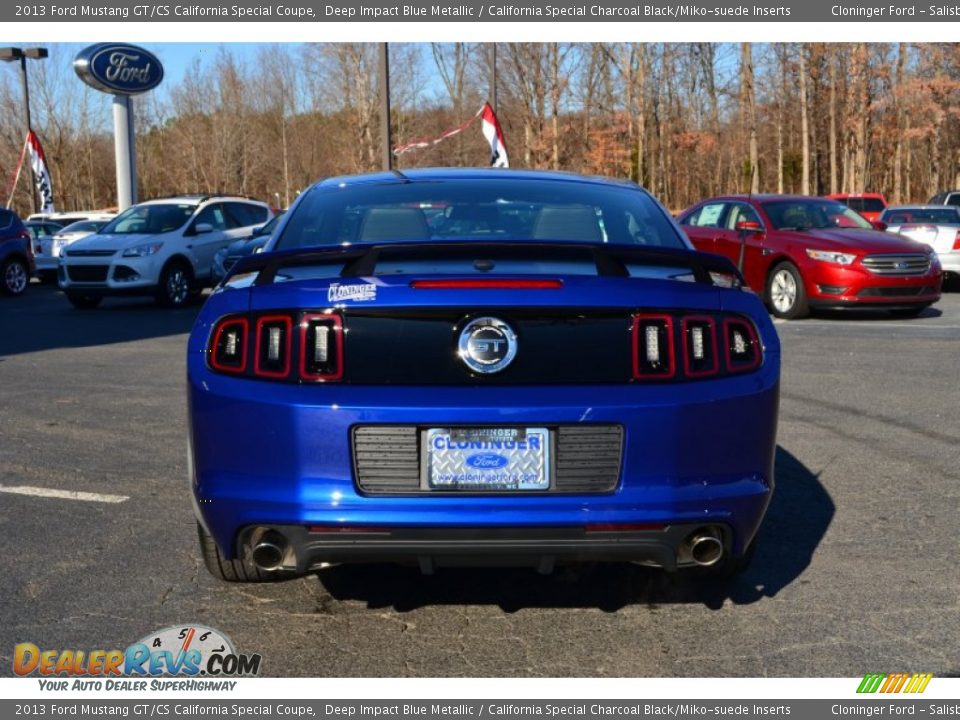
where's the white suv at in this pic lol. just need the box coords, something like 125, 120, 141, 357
58, 195, 271, 308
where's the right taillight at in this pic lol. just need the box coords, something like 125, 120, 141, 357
681, 316, 719, 377
631, 312, 762, 382
208, 311, 343, 382
723, 317, 762, 373
953, 231, 960, 251
632, 314, 676, 380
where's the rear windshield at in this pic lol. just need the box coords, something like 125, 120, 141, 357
274, 179, 686, 250
839, 197, 886, 213
882, 208, 960, 225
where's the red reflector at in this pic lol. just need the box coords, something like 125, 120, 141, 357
410, 278, 563, 290
586, 523, 667, 532
307, 526, 389, 534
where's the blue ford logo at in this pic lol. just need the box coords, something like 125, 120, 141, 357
465, 453, 509, 470
73, 44, 164, 96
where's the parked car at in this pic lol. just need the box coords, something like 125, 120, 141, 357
880, 205, 960, 283
58, 194, 272, 309
24, 220, 64, 272
189, 168, 780, 583
34, 219, 112, 282
211, 210, 285, 284
928, 190, 960, 207
678, 195, 942, 319
825, 193, 888, 223
0, 209, 35, 296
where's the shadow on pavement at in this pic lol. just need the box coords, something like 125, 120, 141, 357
0, 283, 204, 357
316, 446, 834, 612
811, 306, 943, 321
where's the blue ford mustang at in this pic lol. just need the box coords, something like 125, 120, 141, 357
187, 168, 780, 582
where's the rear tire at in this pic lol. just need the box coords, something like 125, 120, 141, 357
65, 291, 103, 309
197, 523, 291, 583
155, 261, 193, 308
765, 262, 809, 319
1, 257, 29, 296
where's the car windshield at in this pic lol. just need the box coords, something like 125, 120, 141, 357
842, 197, 886, 213
100, 203, 196, 235
59, 220, 107, 234
882, 208, 960, 225
762, 200, 874, 231
274, 178, 686, 250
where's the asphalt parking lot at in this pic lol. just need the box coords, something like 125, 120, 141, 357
2, 284, 959, 677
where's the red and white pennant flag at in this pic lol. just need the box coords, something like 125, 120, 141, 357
393, 102, 509, 168
26, 130, 55, 214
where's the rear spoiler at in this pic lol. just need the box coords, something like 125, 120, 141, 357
228, 241, 744, 288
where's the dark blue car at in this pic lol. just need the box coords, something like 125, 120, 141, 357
187, 169, 780, 583
1, 208, 34, 296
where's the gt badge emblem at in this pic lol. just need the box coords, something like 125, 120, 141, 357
458, 317, 518, 374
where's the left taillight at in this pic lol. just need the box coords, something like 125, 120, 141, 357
208, 311, 343, 383
209, 317, 249, 374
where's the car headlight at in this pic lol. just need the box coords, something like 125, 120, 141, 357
806, 249, 857, 265
122, 242, 163, 258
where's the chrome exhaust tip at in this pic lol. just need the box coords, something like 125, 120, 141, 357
687, 529, 724, 567
250, 530, 288, 571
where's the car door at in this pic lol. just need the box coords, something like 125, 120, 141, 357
678, 201, 729, 253
715, 202, 769, 290
187, 203, 231, 278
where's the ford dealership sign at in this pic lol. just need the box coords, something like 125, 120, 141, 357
73, 43, 164, 95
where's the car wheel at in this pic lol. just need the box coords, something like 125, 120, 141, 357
65, 292, 103, 309
766, 262, 809, 319
156, 261, 193, 308
197, 523, 291, 583
888, 305, 930, 319
1, 257, 29, 296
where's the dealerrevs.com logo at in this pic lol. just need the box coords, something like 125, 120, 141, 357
14, 625, 262, 687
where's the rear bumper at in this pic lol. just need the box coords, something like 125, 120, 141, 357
236, 523, 733, 573
188, 368, 780, 569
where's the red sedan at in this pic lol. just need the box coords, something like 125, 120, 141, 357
677, 195, 942, 319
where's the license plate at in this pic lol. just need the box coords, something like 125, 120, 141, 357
423, 427, 551, 491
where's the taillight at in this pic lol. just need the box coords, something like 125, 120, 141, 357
210, 317, 249, 374
631, 312, 762, 382
208, 311, 343, 382
723, 318, 762, 372
632, 314, 675, 380
681, 316, 719, 377
953, 231, 960, 251
254, 315, 292, 378
300, 313, 343, 381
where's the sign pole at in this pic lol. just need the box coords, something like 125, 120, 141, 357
112, 94, 136, 211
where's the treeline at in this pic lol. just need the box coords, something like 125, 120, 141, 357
2, 42, 960, 215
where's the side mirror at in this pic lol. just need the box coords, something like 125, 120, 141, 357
735, 220, 763, 233
251, 224, 265, 236
871, 220, 888, 231
194, 222, 214, 235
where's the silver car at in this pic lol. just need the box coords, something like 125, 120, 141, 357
881, 205, 960, 281
35, 219, 112, 279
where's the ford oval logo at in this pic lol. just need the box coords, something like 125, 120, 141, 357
465, 453, 509, 470
73, 44, 164, 96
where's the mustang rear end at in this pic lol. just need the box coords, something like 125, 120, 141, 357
187, 169, 780, 582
